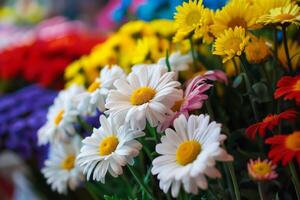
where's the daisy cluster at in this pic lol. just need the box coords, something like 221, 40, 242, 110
35, 0, 300, 199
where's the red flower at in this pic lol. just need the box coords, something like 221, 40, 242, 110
246, 109, 298, 140
266, 131, 300, 166
0, 33, 104, 89
274, 75, 300, 104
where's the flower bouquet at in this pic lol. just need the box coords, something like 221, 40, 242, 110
36, 0, 300, 199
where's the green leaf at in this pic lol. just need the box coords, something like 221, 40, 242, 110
251, 82, 272, 103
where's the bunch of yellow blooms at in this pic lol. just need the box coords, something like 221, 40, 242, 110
64, 20, 190, 87
174, 0, 300, 73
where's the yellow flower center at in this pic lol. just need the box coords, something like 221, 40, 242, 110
293, 80, 300, 91
252, 162, 271, 176
285, 131, 300, 151
223, 37, 243, 52
185, 10, 202, 26
227, 17, 248, 29
61, 154, 75, 170
99, 136, 119, 156
171, 99, 184, 112
54, 110, 64, 126
176, 140, 201, 166
130, 87, 156, 105
275, 13, 294, 21
87, 80, 101, 93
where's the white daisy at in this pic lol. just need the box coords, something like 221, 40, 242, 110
42, 135, 83, 194
105, 64, 182, 130
76, 115, 145, 183
77, 65, 126, 115
157, 51, 193, 72
38, 85, 84, 145
152, 114, 233, 198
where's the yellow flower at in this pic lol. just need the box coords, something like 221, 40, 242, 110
119, 20, 153, 37
149, 19, 176, 38
253, 0, 292, 16
195, 8, 215, 44
211, 0, 258, 37
173, 0, 205, 42
278, 40, 300, 70
257, 3, 300, 26
213, 27, 250, 63
132, 37, 170, 64
245, 37, 271, 64
132, 37, 153, 64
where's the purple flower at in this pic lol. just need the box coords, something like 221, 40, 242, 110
0, 85, 57, 167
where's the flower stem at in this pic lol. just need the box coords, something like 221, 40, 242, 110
239, 57, 259, 121
146, 122, 159, 143
85, 182, 100, 200
165, 50, 171, 72
77, 116, 93, 133
258, 182, 266, 200
128, 165, 155, 199
288, 162, 300, 200
189, 37, 197, 70
226, 162, 241, 200
232, 58, 239, 76
281, 25, 293, 74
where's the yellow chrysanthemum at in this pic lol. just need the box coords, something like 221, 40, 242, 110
119, 20, 153, 37
195, 8, 215, 44
245, 37, 271, 64
211, 0, 258, 37
149, 19, 176, 38
278, 40, 300, 70
257, 3, 300, 26
253, 0, 292, 16
173, 0, 205, 42
213, 27, 250, 63
132, 37, 170, 64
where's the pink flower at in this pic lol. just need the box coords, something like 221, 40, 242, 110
158, 70, 227, 132
247, 158, 278, 181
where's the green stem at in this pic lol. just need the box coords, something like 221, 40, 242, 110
165, 50, 171, 72
258, 182, 266, 200
226, 162, 241, 200
272, 28, 279, 91
85, 182, 100, 200
281, 25, 293, 74
189, 37, 197, 70
239, 57, 259, 121
128, 165, 155, 199
288, 162, 300, 200
77, 116, 93, 133
208, 186, 219, 200
121, 175, 134, 198
232, 58, 239, 76
146, 122, 159, 143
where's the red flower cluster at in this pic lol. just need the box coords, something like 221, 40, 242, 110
246, 109, 298, 140
0, 33, 104, 89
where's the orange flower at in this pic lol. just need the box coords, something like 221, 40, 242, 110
274, 75, 300, 104
246, 109, 298, 140
266, 131, 300, 166
247, 158, 278, 181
